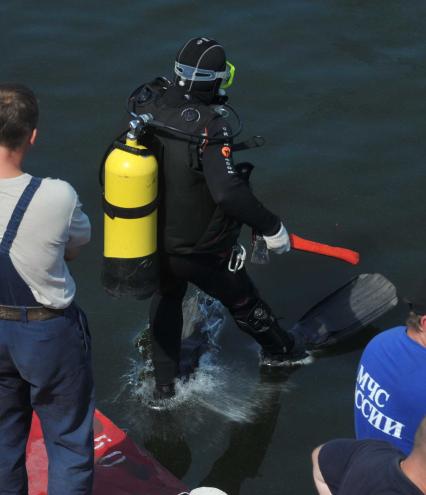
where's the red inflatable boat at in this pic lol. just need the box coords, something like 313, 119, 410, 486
27, 409, 187, 495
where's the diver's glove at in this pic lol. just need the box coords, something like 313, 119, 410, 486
263, 222, 291, 254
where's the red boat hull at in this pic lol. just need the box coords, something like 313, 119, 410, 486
27, 410, 187, 495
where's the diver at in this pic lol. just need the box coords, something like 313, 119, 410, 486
107, 37, 308, 402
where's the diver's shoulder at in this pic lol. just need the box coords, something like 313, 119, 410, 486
128, 76, 172, 113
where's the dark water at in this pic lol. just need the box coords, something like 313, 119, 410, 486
2, 1, 426, 493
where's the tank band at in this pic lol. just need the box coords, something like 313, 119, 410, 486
113, 140, 153, 156
103, 196, 159, 219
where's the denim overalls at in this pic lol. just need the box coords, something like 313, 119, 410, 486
0, 177, 95, 495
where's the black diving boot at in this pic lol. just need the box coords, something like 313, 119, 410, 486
147, 383, 176, 411
154, 383, 175, 400
260, 331, 311, 367
235, 300, 311, 368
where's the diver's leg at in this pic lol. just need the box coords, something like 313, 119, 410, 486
168, 254, 305, 365
231, 297, 294, 360
209, 268, 301, 364
149, 264, 188, 396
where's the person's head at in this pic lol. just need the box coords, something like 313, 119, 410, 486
0, 83, 38, 151
402, 417, 426, 494
182, 488, 228, 495
412, 416, 426, 460
406, 311, 426, 333
174, 37, 235, 99
405, 294, 426, 334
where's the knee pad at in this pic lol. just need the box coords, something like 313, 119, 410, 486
233, 299, 276, 334
232, 299, 293, 353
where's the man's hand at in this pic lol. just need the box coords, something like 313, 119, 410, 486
263, 222, 291, 254
64, 246, 81, 261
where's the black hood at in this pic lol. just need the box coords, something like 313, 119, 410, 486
174, 37, 227, 99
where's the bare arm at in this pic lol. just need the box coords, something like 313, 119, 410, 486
65, 198, 90, 261
312, 446, 333, 495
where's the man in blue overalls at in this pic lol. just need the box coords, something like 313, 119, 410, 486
0, 84, 94, 494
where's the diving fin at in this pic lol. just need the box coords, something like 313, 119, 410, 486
290, 273, 398, 350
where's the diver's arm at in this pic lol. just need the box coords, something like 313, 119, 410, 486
201, 121, 281, 236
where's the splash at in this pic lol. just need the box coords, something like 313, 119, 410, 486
120, 360, 295, 447
114, 290, 296, 439
134, 290, 225, 376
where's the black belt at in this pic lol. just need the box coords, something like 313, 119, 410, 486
0, 305, 64, 321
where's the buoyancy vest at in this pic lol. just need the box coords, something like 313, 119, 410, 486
131, 80, 241, 255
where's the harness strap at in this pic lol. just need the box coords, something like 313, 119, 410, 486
233, 135, 265, 151
0, 176, 43, 255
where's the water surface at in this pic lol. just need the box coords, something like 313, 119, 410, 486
2, 1, 426, 493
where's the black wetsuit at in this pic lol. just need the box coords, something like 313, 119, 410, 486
199, 118, 280, 239
135, 83, 292, 386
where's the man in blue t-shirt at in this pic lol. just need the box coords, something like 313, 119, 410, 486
354, 297, 426, 454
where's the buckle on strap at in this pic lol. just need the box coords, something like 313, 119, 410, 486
228, 244, 246, 273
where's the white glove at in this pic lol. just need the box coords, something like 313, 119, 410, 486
263, 222, 291, 254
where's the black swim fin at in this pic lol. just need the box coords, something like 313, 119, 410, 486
289, 273, 398, 350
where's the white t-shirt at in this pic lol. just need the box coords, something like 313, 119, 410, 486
0, 173, 91, 308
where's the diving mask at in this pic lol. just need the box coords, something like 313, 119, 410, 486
174, 60, 236, 89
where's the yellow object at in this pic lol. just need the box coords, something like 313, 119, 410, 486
104, 138, 158, 259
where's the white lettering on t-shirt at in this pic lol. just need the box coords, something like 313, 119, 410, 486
355, 365, 405, 440
357, 364, 370, 390
383, 416, 404, 439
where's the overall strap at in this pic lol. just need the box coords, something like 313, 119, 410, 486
0, 176, 43, 255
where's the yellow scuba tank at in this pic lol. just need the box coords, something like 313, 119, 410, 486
102, 122, 158, 298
